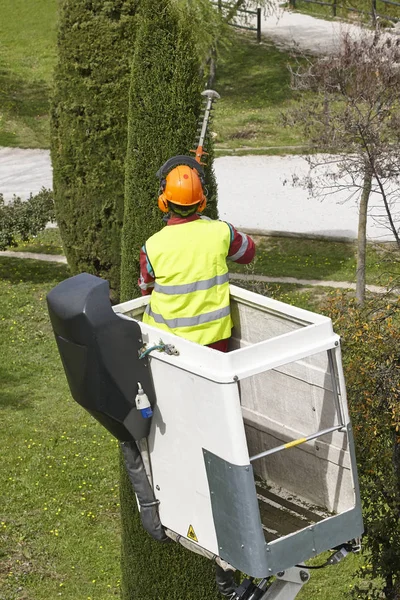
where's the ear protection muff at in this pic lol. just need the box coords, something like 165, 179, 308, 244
197, 195, 207, 213
156, 155, 206, 182
158, 192, 170, 213
157, 177, 169, 212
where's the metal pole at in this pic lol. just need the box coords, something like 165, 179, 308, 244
249, 425, 344, 462
257, 8, 261, 43
327, 348, 345, 427
195, 90, 220, 162
260, 567, 310, 600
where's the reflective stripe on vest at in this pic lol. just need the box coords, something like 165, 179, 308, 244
143, 219, 232, 345
144, 304, 231, 329
153, 273, 229, 295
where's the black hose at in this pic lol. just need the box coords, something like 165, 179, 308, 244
120, 440, 168, 542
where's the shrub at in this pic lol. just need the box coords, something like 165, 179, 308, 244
324, 292, 400, 599
51, 0, 139, 299
0, 188, 55, 250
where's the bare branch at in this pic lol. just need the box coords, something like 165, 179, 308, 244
286, 28, 400, 302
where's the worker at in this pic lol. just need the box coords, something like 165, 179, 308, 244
138, 161, 255, 352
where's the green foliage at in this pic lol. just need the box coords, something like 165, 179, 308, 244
323, 292, 400, 599
120, 0, 217, 301
120, 454, 221, 600
174, 0, 231, 67
51, 0, 139, 298
10, 227, 64, 255
0, 188, 55, 250
1, 0, 314, 154
120, 2, 220, 597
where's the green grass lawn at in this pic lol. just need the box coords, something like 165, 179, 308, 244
1, 255, 391, 599
1, 0, 399, 153
0, 0, 397, 595
213, 35, 308, 154
0, 1, 308, 153
231, 236, 400, 287
0, 0, 58, 148
0, 257, 121, 600
9, 228, 400, 289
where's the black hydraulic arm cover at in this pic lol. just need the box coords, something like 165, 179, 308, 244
47, 273, 156, 442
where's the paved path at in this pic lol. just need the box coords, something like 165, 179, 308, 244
261, 4, 367, 55
0, 147, 52, 200
1, 149, 396, 242
228, 272, 388, 294
214, 155, 396, 242
0, 250, 67, 263
260, 0, 400, 55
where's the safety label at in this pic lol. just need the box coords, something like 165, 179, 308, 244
187, 524, 198, 542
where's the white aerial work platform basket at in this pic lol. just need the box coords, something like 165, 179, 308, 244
113, 284, 363, 578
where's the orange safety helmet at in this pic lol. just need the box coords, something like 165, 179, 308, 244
157, 162, 207, 214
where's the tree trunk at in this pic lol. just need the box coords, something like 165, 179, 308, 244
383, 573, 395, 599
356, 170, 372, 305
207, 46, 217, 88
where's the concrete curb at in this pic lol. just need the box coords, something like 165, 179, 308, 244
228, 273, 391, 295
241, 228, 359, 243
0, 250, 67, 263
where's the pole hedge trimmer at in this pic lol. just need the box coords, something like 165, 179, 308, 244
156, 89, 220, 183
192, 89, 220, 164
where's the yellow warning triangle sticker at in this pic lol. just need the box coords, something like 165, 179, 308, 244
187, 524, 198, 542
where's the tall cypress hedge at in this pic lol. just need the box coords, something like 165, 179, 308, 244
120, 1, 220, 598
51, 0, 139, 298
120, 454, 222, 600
120, 0, 218, 301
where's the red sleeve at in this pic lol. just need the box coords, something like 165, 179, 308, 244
227, 225, 256, 264
138, 246, 155, 296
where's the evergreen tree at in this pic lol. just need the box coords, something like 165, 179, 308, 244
120, 1, 220, 598
51, 0, 139, 298
120, 0, 217, 301
120, 455, 222, 599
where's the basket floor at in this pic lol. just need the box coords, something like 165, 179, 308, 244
255, 482, 332, 542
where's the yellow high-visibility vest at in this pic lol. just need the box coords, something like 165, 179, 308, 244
143, 219, 232, 345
